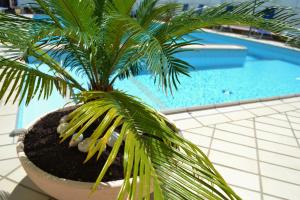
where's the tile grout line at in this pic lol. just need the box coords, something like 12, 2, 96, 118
291, 109, 300, 114
197, 141, 300, 172
189, 113, 205, 127
3, 165, 22, 179
185, 125, 300, 160
170, 105, 299, 123
229, 183, 290, 200
284, 112, 300, 149
227, 120, 298, 139
253, 118, 264, 200
285, 112, 300, 119
186, 125, 300, 150
0, 157, 19, 162
206, 125, 216, 157
267, 114, 300, 125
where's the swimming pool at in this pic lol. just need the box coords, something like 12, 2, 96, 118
18, 31, 300, 127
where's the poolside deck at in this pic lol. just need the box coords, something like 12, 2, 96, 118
1, 97, 300, 199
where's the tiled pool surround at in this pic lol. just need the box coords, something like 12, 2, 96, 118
2, 96, 300, 200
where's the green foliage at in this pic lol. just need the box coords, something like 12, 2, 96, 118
62, 91, 241, 199
0, 0, 299, 199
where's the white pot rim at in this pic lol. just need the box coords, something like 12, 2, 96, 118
17, 106, 125, 190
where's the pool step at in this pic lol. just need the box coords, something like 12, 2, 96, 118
175, 44, 247, 68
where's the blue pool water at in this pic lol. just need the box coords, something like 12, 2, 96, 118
18, 31, 300, 127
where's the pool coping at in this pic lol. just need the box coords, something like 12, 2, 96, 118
202, 28, 300, 53
161, 93, 300, 115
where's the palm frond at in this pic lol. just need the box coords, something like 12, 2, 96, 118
0, 58, 76, 105
60, 91, 241, 200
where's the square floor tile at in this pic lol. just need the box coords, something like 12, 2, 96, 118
256, 116, 290, 128
259, 150, 300, 171
231, 120, 254, 128
7, 167, 27, 182
0, 134, 13, 145
286, 111, 300, 118
267, 113, 288, 121
0, 115, 17, 134
182, 132, 211, 148
241, 102, 265, 109
185, 127, 214, 137
214, 129, 256, 147
290, 122, 300, 131
270, 104, 296, 112
210, 150, 258, 173
215, 123, 255, 137
249, 107, 277, 116
0, 158, 21, 176
260, 162, 300, 185
189, 109, 219, 117
231, 186, 261, 200
211, 139, 257, 159
262, 177, 300, 200
0, 178, 17, 193
286, 115, 300, 124
216, 105, 244, 113
0, 104, 18, 116
224, 110, 255, 121
255, 122, 294, 137
174, 118, 202, 130
166, 112, 191, 121
196, 114, 231, 126
262, 100, 283, 106
0, 144, 18, 160
289, 102, 300, 109
294, 130, 300, 138
256, 130, 298, 147
282, 97, 300, 103
257, 140, 300, 158
214, 165, 260, 191
263, 194, 286, 200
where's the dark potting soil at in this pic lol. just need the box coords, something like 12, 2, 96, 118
24, 107, 124, 182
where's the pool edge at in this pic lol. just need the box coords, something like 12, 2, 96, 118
161, 93, 300, 115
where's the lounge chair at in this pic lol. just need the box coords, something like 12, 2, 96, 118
249, 7, 276, 38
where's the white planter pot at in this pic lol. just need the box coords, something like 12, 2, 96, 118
16, 107, 125, 200
16, 107, 172, 200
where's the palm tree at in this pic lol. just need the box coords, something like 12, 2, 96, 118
0, 0, 299, 199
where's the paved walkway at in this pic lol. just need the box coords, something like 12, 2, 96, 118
1, 97, 300, 199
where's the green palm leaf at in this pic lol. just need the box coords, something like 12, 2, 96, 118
0, 58, 78, 105
60, 91, 241, 200
0, 0, 299, 199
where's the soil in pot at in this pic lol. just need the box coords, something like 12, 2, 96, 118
24, 107, 124, 182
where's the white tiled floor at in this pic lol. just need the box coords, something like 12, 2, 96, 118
167, 98, 300, 200
1, 98, 300, 199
